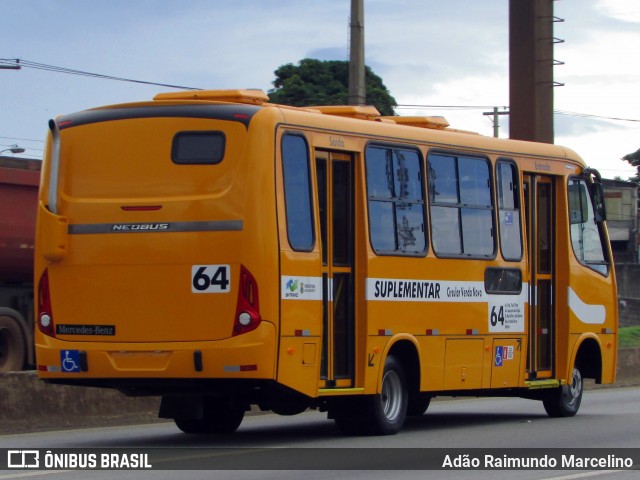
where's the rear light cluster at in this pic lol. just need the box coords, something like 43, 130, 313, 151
37, 269, 56, 338
233, 265, 261, 336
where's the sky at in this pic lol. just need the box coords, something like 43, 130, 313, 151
1, 0, 639, 179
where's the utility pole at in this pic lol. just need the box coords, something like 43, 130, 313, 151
483, 107, 510, 138
348, 0, 366, 106
509, 0, 563, 143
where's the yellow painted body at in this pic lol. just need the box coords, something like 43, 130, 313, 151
35, 90, 617, 405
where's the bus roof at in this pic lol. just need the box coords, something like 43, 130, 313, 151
65, 88, 586, 167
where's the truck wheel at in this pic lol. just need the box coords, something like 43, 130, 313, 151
543, 366, 583, 417
0, 315, 25, 372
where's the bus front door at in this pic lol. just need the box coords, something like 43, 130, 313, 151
316, 151, 355, 388
524, 174, 555, 379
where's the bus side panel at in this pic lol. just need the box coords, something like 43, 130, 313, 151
277, 250, 324, 398
566, 265, 618, 383
365, 256, 508, 393
417, 337, 445, 391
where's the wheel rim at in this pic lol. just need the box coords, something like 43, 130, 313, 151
563, 367, 582, 407
380, 369, 403, 422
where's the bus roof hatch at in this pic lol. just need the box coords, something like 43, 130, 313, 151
383, 116, 450, 130
311, 105, 381, 120
153, 89, 269, 105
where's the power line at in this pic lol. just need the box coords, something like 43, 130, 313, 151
397, 104, 640, 123
397, 104, 504, 110
3, 57, 638, 125
3, 58, 637, 123
0, 58, 200, 91
0, 135, 45, 144
554, 110, 640, 123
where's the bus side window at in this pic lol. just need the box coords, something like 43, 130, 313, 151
567, 178, 608, 275
365, 145, 426, 255
497, 161, 523, 261
282, 134, 315, 251
428, 153, 495, 257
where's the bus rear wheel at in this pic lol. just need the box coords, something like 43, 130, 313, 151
407, 394, 431, 417
363, 355, 408, 435
332, 355, 409, 436
174, 402, 245, 434
543, 366, 583, 418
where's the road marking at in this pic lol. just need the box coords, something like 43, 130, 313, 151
0, 472, 71, 479
544, 470, 627, 480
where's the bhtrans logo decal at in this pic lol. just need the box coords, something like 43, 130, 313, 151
281, 276, 322, 300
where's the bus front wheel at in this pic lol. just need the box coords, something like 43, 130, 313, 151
543, 366, 583, 418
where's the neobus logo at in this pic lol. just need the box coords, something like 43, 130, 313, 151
111, 223, 170, 232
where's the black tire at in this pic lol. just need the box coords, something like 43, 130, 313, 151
407, 394, 431, 417
0, 315, 26, 372
365, 355, 408, 435
174, 404, 245, 434
543, 367, 583, 418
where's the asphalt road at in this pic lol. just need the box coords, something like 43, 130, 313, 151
1, 386, 639, 480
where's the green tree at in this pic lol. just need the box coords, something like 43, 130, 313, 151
622, 148, 640, 184
268, 58, 397, 116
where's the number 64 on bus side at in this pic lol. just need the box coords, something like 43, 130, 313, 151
488, 299, 525, 332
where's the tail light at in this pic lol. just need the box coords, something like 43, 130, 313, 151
37, 269, 56, 337
233, 265, 261, 336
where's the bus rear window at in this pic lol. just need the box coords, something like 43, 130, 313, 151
172, 131, 225, 165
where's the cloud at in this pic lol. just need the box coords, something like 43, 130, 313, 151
554, 113, 620, 137
1, 0, 638, 178
305, 48, 348, 62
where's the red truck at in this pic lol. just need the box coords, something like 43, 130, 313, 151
0, 156, 40, 371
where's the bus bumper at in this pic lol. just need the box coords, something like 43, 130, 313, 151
35, 321, 277, 381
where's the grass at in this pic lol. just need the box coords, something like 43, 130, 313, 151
619, 326, 640, 348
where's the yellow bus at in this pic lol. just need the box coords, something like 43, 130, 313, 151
35, 89, 617, 435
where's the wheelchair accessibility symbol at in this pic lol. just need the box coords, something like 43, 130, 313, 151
494, 346, 503, 367
61, 350, 81, 372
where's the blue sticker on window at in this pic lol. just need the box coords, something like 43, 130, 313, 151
61, 350, 81, 373
504, 211, 513, 225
